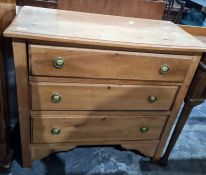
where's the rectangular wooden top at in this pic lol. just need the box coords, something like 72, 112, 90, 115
4, 6, 206, 52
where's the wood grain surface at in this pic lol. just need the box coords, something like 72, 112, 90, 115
154, 55, 202, 160
31, 82, 178, 111
29, 45, 192, 82
12, 39, 31, 167
4, 6, 206, 52
180, 25, 206, 37
31, 140, 160, 160
58, 0, 165, 20
32, 114, 167, 143
5, 6, 205, 167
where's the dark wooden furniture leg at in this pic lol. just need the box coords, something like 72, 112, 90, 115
159, 96, 204, 166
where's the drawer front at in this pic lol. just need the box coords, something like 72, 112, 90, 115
31, 82, 178, 111
32, 115, 167, 143
29, 45, 192, 82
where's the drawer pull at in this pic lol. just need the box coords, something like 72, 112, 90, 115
51, 128, 61, 135
160, 64, 170, 75
53, 57, 64, 68
148, 95, 157, 104
51, 93, 62, 103
140, 127, 149, 133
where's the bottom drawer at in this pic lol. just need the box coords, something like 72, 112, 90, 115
32, 114, 167, 144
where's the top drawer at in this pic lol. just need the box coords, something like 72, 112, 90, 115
29, 45, 192, 82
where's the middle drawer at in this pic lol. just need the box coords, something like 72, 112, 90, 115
31, 82, 178, 111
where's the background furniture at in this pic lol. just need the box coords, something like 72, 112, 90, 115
0, 0, 16, 168
17, 0, 58, 8
16, 0, 166, 19
4, 6, 205, 167
163, 0, 187, 23
159, 25, 206, 165
58, 0, 166, 19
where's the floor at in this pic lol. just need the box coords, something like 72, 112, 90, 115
0, 102, 206, 175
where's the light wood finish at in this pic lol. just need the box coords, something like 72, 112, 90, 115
156, 25, 206, 160
180, 25, 206, 37
12, 40, 31, 167
159, 26, 206, 165
195, 36, 206, 44
153, 55, 202, 160
31, 110, 171, 117
30, 45, 192, 82
58, 0, 165, 20
5, 7, 206, 167
32, 115, 167, 143
180, 25, 206, 45
31, 140, 159, 160
31, 82, 178, 111
29, 76, 182, 86
160, 61, 206, 165
27, 40, 197, 55
4, 6, 206, 53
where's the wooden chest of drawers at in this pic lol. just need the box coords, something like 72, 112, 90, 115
4, 6, 206, 167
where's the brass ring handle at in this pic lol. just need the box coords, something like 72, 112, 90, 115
51, 128, 61, 135
148, 95, 157, 104
51, 93, 62, 103
53, 57, 64, 68
140, 127, 149, 133
160, 64, 170, 75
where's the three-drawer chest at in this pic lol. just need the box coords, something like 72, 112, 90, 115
4, 6, 206, 167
